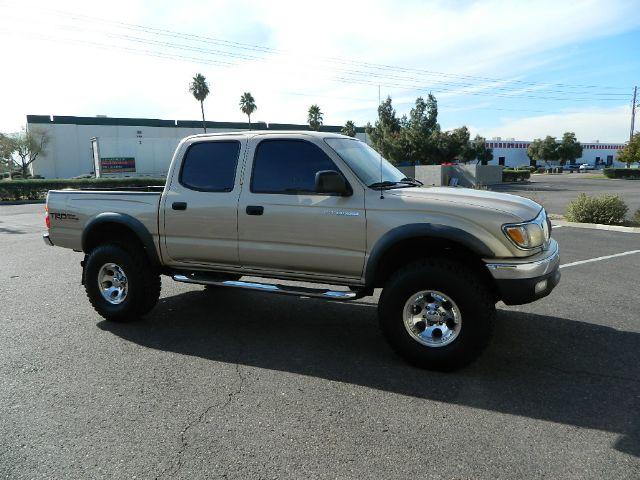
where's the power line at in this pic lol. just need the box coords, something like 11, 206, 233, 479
631, 86, 638, 142
2, 19, 631, 105
0, 2, 633, 96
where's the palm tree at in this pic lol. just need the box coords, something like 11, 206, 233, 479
308, 105, 323, 131
189, 73, 210, 133
239, 92, 257, 130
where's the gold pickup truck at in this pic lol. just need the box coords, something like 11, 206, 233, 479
44, 131, 560, 370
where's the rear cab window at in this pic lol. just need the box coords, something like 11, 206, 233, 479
180, 141, 241, 192
250, 139, 342, 194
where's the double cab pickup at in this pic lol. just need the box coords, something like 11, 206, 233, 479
44, 131, 560, 370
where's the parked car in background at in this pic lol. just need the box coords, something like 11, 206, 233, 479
579, 163, 595, 172
566, 164, 581, 173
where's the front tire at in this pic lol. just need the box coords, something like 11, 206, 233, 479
378, 258, 495, 371
84, 243, 161, 322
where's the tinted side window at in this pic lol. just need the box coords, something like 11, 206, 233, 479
180, 141, 240, 192
251, 140, 339, 194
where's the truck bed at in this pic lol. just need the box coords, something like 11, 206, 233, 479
46, 188, 162, 252
58, 185, 165, 193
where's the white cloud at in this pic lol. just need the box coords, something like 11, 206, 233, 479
480, 105, 632, 142
0, 0, 638, 134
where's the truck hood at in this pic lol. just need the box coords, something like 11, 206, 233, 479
389, 187, 542, 221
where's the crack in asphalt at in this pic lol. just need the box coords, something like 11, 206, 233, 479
156, 340, 246, 479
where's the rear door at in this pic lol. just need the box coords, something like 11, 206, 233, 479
162, 137, 245, 268
237, 135, 366, 279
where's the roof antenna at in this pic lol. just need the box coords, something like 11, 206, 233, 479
379, 151, 384, 199
378, 85, 384, 200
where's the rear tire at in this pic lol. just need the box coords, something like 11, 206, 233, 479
84, 243, 161, 322
378, 257, 495, 371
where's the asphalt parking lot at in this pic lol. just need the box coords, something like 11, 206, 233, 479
491, 172, 640, 218
1, 204, 639, 479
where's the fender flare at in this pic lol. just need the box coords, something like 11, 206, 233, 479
364, 223, 494, 287
81, 212, 161, 268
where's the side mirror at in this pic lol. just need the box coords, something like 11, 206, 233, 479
315, 170, 351, 196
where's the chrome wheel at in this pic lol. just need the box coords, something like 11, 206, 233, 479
403, 290, 462, 348
98, 263, 128, 305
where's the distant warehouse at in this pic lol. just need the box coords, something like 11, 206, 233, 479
26, 115, 625, 178
26, 114, 367, 179
485, 138, 626, 168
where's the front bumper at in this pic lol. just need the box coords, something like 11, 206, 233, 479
484, 239, 560, 305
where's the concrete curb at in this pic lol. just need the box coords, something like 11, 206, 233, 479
552, 220, 640, 234
0, 200, 46, 206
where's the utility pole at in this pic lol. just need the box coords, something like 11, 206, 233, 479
631, 86, 637, 142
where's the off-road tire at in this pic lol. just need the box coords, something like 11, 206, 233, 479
378, 257, 495, 371
84, 243, 161, 322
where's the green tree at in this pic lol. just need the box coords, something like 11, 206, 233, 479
189, 73, 210, 133
307, 105, 323, 131
12, 128, 49, 178
365, 96, 402, 163
618, 132, 640, 167
429, 127, 473, 164
527, 139, 543, 167
402, 94, 439, 165
452, 126, 475, 163
239, 92, 257, 130
557, 132, 583, 165
527, 136, 558, 167
341, 120, 357, 137
0, 133, 16, 173
471, 135, 493, 165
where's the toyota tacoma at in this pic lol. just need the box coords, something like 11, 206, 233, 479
44, 131, 560, 370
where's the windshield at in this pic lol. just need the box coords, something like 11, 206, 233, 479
324, 138, 406, 187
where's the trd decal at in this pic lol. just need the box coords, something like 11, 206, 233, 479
50, 212, 79, 221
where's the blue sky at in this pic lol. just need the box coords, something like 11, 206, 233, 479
0, 0, 638, 141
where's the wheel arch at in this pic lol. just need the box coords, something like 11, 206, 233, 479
81, 213, 161, 268
365, 224, 496, 289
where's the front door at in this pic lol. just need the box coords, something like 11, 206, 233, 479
238, 137, 366, 280
162, 137, 245, 268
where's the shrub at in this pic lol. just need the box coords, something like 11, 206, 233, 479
502, 169, 530, 182
565, 193, 628, 225
0, 177, 166, 201
603, 168, 640, 179
634, 209, 640, 225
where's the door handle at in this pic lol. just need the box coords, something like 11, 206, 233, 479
246, 205, 264, 216
172, 202, 187, 211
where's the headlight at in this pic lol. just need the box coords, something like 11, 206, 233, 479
502, 210, 549, 250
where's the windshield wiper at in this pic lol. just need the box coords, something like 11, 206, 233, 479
401, 177, 424, 186
368, 178, 422, 189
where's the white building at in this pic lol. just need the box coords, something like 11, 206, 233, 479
485, 137, 626, 168
26, 115, 367, 179
26, 115, 627, 178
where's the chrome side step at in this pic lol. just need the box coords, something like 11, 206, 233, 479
172, 274, 363, 300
